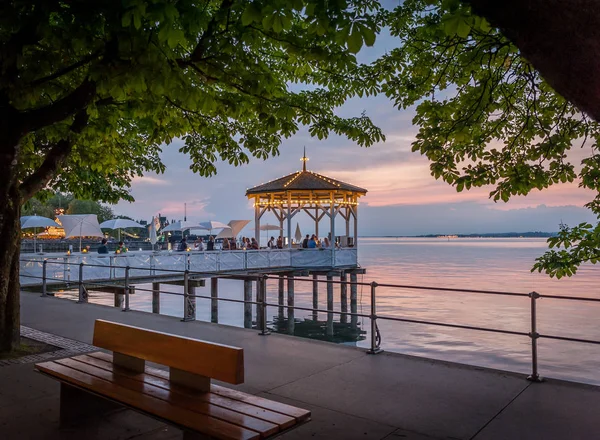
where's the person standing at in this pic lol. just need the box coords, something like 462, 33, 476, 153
207, 236, 215, 251
250, 237, 259, 249
302, 234, 309, 248
308, 235, 317, 248
178, 237, 188, 251
276, 236, 283, 249
222, 237, 230, 250
267, 236, 275, 249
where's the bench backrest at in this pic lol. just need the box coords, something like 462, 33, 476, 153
93, 320, 244, 384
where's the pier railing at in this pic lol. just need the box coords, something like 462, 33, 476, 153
19, 248, 358, 286
19, 257, 600, 382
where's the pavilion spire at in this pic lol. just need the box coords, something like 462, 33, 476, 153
301, 146, 308, 172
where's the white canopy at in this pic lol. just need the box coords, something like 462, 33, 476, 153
58, 214, 103, 252
100, 219, 144, 229
215, 220, 251, 239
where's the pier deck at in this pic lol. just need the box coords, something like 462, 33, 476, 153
3, 291, 599, 439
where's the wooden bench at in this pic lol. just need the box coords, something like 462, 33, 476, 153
35, 320, 310, 439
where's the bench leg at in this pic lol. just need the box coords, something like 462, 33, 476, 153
60, 383, 123, 427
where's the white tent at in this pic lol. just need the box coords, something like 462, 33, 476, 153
198, 220, 228, 237
58, 214, 103, 252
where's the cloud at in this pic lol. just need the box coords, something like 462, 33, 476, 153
131, 176, 170, 186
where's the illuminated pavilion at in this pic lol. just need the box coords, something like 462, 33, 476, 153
246, 150, 367, 247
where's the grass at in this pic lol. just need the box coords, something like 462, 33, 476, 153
0, 337, 59, 360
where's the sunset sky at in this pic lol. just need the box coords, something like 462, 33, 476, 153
114, 27, 597, 237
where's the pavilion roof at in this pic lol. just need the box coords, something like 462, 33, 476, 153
246, 169, 367, 196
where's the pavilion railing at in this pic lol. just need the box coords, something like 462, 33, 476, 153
19, 257, 600, 384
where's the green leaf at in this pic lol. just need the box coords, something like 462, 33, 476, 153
362, 27, 376, 47
347, 28, 363, 54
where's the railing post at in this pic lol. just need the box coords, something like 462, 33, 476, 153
367, 281, 382, 354
527, 291, 543, 382
123, 266, 131, 311
41, 260, 48, 297
77, 262, 87, 303
259, 275, 270, 335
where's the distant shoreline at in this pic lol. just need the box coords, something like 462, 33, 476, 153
361, 232, 556, 238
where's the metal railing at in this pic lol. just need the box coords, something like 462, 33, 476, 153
20, 257, 600, 382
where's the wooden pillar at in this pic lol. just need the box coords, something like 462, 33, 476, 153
256, 278, 264, 330
350, 273, 358, 329
353, 201, 358, 247
340, 273, 348, 324
114, 291, 124, 308
326, 273, 334, 337
211, 278, 218, 323
315, 207, 319, 237
287, 274, 295, 334
287, 193, 292, 248
152, 282, 160, 314
188, 285, 197, 321
254, 196, 260, 242
244, 279, 252, 329
312, 274, 319, 321
278, 275, 285, 320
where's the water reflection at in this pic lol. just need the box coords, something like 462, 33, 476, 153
270, 314, 366, 344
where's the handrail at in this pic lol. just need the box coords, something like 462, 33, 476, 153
19, 256, 600, 383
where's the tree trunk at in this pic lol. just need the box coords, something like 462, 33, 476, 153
0, 182, 21, 352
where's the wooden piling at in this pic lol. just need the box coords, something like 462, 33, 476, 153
210, 277, 218, 323
152, 282, 160, 314
244, 279, 253, 329
312, 274, 318, 321
350, 273, 358, 329
340, 273, 348, 324
287, 275, 295, 335
326, 273, 334, 337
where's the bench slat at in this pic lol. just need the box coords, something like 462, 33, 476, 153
88, 351, 310, 422
36, 361, 259, 440
93, 320, 243, 384
74, 353, 296, 430
52, 358, 279, 437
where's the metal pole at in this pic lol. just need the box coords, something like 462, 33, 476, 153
41, 260, 47, 297
259, 276, 270, 335
123, 266, 130, 311
77, 262, 87, 303
527, 291, 542, 382
367, 281, 382, 354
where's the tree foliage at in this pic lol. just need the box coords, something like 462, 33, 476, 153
2, 0, 384, 205
378, 0, 600, 277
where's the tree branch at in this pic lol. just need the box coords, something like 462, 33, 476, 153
19, 110, 89, 201
29, 50, 102, 87
19, 79, 96, 135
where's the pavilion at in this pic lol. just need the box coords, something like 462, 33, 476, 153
246, 150, 367, 248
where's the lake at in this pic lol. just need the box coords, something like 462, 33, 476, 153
72, 237, 600, 386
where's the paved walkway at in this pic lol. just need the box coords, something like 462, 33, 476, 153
3, 291, 600, 439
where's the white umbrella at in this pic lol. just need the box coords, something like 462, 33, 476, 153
149, 216, 158, 248
58, 214, 104, 252
228, 220, 251, 237
295, 222, 302, 243
260, 223, 282, 247
20, 216, 61, 252
198, 220, 228, 236
100, 218, 144, 241
161, 220, 204, 233
215, 227, 234, 239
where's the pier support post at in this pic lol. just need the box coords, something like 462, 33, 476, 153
326, 273, 334, 338
312, 274, 319, 321
256, 277, 264, 331
211, 278, 218, 323
350, 273, 358, 329
340, 273, 348, 324
114, 291, 124, 308
287, 275, 295, 335
182, 271, 195, 322
278, 275, 285, 320
244, 279, 253, 329
152, 282, 160, 314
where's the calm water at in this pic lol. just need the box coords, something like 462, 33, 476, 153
65, 237, 600, 385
